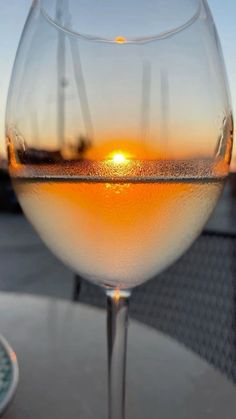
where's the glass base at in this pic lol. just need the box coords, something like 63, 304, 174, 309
0, 335, 19, 415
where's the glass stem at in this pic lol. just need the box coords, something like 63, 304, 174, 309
106, 289, 131, 419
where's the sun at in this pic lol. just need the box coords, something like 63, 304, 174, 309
111, 152, 127, 164
107, 150, 130, 164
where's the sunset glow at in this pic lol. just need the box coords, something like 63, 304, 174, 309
113, 289, 120, 303
110, 151, 128, 164
115, 36, 127, 44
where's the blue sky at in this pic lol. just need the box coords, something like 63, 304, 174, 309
0, 0, 236, 167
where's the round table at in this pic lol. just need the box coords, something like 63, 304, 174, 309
0, 293, 235, 419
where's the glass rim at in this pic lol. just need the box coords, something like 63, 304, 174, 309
39, 0, 203, 44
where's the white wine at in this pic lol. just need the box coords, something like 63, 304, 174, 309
12, 158, 225, 289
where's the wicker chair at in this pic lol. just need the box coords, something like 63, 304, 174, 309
74, 231, 236, 382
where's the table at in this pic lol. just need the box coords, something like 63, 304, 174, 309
0, 293, 235, 419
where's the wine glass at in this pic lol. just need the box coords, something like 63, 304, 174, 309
6, 0, 233, 418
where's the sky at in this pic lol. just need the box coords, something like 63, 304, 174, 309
0, 0, 236, 168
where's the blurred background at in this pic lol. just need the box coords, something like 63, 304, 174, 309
0, 2, 235, 298
0, 0, 236, 168
0, 5, 235, 285
0, 0, 236, 382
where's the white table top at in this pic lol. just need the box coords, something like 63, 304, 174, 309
0, 293, 235, 419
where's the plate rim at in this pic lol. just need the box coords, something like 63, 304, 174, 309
0, 334, 19, 415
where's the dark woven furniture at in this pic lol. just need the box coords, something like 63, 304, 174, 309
74, 232, 236, 383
